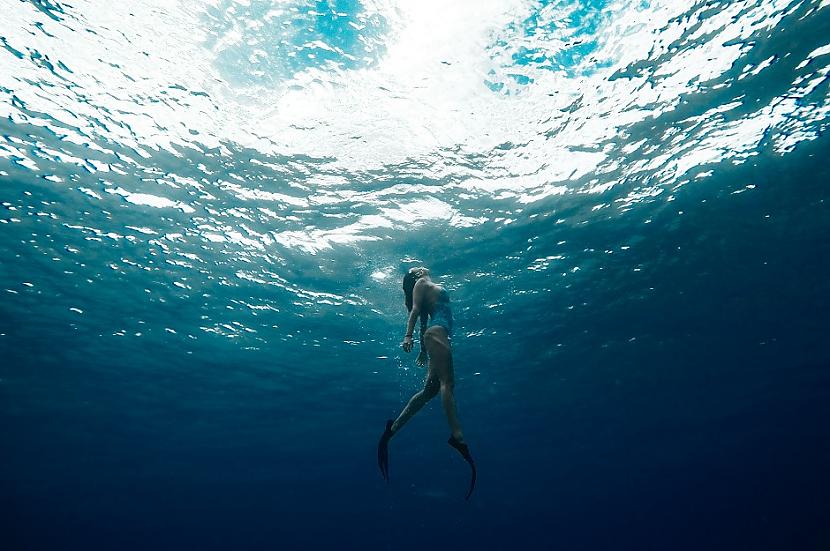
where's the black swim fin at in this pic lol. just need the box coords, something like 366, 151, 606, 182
448, 436, 476, 501
377, 419, 394, 482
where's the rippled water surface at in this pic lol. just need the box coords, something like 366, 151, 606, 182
2, 1, 830, 549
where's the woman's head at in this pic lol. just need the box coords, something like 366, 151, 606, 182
402, 266, 430, 311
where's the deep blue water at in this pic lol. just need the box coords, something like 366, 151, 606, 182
2, 1, 830, 549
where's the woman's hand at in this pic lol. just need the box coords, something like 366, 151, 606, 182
401, 335, 414, 352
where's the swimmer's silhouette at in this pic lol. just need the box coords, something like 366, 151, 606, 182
377, 267, 476, 500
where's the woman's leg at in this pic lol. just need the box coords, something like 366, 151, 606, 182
424, 328, 465, 442
440, 355, 465, 443
390, 372, 439, 434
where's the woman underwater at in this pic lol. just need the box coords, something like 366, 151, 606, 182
377, 266, 476, 500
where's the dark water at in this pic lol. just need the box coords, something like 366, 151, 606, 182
2, 0, 830, 549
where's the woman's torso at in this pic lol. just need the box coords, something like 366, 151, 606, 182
421, 282, 450, 317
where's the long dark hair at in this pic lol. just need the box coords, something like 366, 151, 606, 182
403, 270, 428, 335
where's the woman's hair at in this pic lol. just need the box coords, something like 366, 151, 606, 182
402, 270, 419, 312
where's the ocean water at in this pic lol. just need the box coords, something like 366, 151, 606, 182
1, 0, 829, 549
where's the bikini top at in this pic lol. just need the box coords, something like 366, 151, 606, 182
420, 286, 450, 316
430, 287, 451, 316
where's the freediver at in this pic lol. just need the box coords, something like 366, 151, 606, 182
377, 266, 476, 500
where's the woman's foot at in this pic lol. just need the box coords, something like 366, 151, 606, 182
447, 434, 471, 459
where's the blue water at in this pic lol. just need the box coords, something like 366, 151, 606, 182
2, 0, 830, 549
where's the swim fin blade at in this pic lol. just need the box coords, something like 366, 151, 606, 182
448, 436, 476, 500
377, 419, 394, 482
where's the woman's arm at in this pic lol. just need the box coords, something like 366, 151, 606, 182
416, 322, 429, 366
402, 279, 426, 352
405, 279, 427, 336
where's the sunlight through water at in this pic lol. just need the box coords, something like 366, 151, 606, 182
3, 1, 830, 548
2, 0, 828, 356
